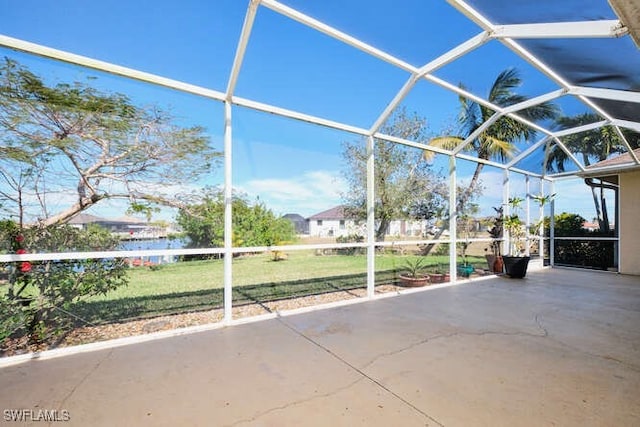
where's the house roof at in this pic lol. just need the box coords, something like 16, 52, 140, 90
68, 213, 105, 224
581, 148, 640, 177
283, 213, 305, 222
68, 213, 147, 225
586, 148, 640, 169
112, 215, 147, 224
308, 206, 347, 221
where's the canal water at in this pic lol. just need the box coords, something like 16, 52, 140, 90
119, 238, 188, 264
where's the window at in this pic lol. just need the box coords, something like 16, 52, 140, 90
317, 220, 323, 226
339, 220, 345, 229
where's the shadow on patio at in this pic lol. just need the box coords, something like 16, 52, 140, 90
1, 268, 639, 426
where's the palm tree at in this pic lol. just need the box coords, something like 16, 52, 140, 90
418, 68, 558, 257
546, 113, 640, 232
428, 68, 559, 214
547, 113, 640, 172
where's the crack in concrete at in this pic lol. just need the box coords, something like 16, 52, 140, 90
357, 311, 639, 374
534, 313, 550, 337
547, 337, 640, 373
52, 349, 113, 426
356, 310, 553, 370
224, 377, 365, 427
360, 325, 549, 371
533, 312, 640, 372
277, 317, 445, 427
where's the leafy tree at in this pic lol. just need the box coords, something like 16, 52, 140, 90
176, 190, 295, 253
547, 113, 640, 231
427, 68, 559, 213
233, 199, 296, 247
176, 192, 226, 249
0, 57, 221, 226
341, 108, 448, 241
549, 212, 586, 237
1, 221, 128, 346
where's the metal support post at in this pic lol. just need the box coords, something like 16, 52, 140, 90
223, 102, 233, 323
549, 180, 555, 267
502, 170, 510, 256
525, 175, 530, 256
615, 178, 620, 271
366, 136, 376, 298
539, 179, 545, 262
449, 156, 457, 282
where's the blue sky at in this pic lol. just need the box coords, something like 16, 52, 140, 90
0, 0, 601, 221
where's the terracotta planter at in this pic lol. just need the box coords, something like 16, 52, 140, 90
399, 274, 430, 287
485, 255, 504, 273
485, 254, 495, 271
428, 273, 445, 283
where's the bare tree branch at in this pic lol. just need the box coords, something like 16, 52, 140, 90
0, 58, 221, 225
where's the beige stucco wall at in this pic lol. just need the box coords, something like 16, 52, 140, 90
620, 170, 640, 275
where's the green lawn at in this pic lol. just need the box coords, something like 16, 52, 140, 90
63, 251, 485, 326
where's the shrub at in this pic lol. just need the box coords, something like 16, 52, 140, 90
177, 190, 296, 259
335, 234, 365, 255
554, 240, 614, 270
0, 298, 25, 343
541, 212, 616, 270
431, 243, 450, 256
270, 249, 288, 262
1, 223, 128, 346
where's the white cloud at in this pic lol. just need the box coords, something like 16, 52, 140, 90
236, 170, 346, 217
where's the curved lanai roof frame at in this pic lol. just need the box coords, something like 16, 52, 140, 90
1, 0, 638, 179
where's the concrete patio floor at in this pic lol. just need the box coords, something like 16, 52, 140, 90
1, 268, 639, 426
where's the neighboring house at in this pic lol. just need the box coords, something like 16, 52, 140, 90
68, 213, 104, 230
68, 213, 167, 238
386, 219, 428, 237
582, 221, 600, 232
308, 206, 357, 238
283, 213, 309, 235
307, 205, 428, 238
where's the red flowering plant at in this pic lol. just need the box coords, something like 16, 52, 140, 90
1, 221, 33, 343
2, 221, 129, 347
2, 225, 34, 306
14, 235, 32, 274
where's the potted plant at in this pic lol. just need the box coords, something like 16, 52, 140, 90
456, 214, 475, 278
399, 257, 430, 287
457, 240, 474, 278
485, 206, 504, 273
428, 264, 446, 283
502, 197, 530, 278
531, 193, 555, 265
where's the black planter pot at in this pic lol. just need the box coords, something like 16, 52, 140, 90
502, 256, 530, 278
